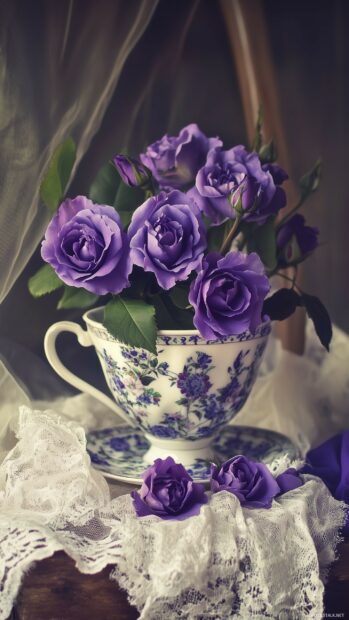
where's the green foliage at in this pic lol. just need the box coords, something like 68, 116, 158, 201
300, 293, 332, 351
259, 140, 277, 164
299, 159, 322, 203
28, 264, 63, 297
89, 161, 144, 226
263, 288, 301, 321
40, 138, 76, 212
153, 294, 194, 330
89, 161, 121, 205
57, 286, 99, 309
252, 105, 264, 152
104, 297, 157, 354
113, 182, 144, 227
169, 284, 190, 309
247, 218, 277, 271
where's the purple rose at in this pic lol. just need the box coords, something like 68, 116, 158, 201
189, 145, 288, 225
210, 455, 280, 508
41, 196, 132, 295
189, 251, 270, 340
275, 468, 303, 495
113, 154, 151, 187
301, 432, 349, 534
140, 123, 221, 189
128, 190, 206, 290
277, 214, 319, 264
131, 457, 208, 520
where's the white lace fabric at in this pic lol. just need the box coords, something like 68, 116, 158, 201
0, 407, 346, 620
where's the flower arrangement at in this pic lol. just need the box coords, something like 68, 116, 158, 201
29, 116, 331, 353
131, 455, 303, 520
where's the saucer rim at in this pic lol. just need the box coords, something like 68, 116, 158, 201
87, 424, 297, 486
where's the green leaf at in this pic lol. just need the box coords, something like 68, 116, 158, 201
248, 218, 277, 270
153, 294, 194, 330
113, 182, 144, 227
57, 286, 99, 309
104, 297, 157, 354
259, 140, 277, 164
28, 264, 63, 297
207, 221, 231, 253
262, 288, 301, 321
89, 161, 121, 205
252, 105, 264, 152
40, 138, 76, 212
300, 293, 332, 351
299, 159, 321, 203
169, 284, 190, 309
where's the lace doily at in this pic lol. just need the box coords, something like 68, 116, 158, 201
0, 406, 345, 620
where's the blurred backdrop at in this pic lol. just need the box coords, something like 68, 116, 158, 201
0, 0, 348, 390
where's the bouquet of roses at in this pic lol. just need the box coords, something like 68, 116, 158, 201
29, 116, 331, 353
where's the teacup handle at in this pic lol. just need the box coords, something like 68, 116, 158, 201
44, 321, 135, 427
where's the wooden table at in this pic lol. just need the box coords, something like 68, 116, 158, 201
8, 541, 349, 619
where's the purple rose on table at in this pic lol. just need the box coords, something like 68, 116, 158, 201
131, 457, 208, 520
188, 251, 270, 340
189, 145, 288, 225
277, 214, 319, 265
41, 196, 132, 295
210, 455, 280, 508
128, 190, 206, 290
140, 123, 221, 189
113, 154, 151, 188
301, 431, 349, 534
275, 468, 303, 495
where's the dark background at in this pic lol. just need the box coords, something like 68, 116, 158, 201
0, 0, 348, 390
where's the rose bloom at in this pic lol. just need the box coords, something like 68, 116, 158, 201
189, 145, 288, 225
131, 457, 208, 520
113, 154, 151, 188
210, 455, 280, 509
140, 123, 221, 189
277, 213, 319, 265
41, 196, 132, 295
128, 190, 206, 290
189, 251, 270, 340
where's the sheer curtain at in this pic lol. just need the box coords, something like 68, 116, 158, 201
0, 0, 159, 453
0, 0, 158, 303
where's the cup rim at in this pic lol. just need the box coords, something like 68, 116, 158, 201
83, 306, 271, 339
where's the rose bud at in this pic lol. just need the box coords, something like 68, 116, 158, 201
113, 154, 151, 188
276, 213, 319, 265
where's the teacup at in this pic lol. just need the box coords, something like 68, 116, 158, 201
44, 307, 270, 465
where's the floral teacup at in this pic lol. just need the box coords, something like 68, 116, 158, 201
44, 308, 270, 465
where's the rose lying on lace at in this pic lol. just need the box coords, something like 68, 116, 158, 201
301, 431, 349, 534
131, 457, 207, 520
210, 456, 303, 509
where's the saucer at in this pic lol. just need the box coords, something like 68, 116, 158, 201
87, 425, 299, 484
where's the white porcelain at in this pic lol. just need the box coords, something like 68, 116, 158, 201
87, 424, 298, 484
44, 308, 271, 465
